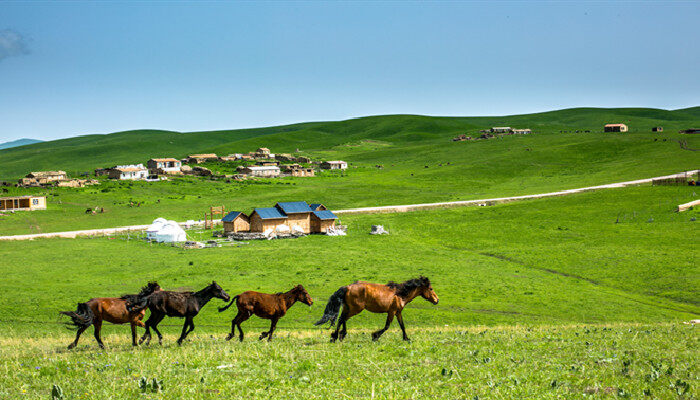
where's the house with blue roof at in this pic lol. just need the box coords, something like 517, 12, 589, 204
275, 201, 313, 233
222, 211, 250, 233
310, 210, 338, 233
249, 207, 288, 233
309, 203, 326, 211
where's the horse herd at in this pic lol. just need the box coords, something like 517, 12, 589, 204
60, 277, 439, 349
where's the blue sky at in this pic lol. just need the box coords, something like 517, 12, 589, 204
1, 1, 698, 142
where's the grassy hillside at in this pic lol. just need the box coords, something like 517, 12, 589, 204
1, 108, 699, 236
1, 107, 698, 180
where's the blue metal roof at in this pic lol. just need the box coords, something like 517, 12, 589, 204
312, 210, 337, 220
254, 207, 287, 220
275, 201, 312, 214
222, 211, 244, 222
309, 203, 323, 210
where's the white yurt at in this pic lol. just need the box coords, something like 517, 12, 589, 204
154, 220, 187, 243
146, 218, 168, 240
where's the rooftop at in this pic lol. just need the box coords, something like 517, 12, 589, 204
222, 211, 246, 222
150, 158, 180, 162
276, 201, 312, 214
312, 210, 337, 220
253, 207, 287, 220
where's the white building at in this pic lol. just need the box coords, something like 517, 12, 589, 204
147, 158, 182, 174
320, 161, 348, 170
108, 164, 148, 180
238, 165, 281, 177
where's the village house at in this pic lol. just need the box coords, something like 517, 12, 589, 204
490, 127, 513, 133
275, 153, 294, 162
147, 158, 182, 174
275, 201, 313, 234
186, 154, 218, 164
310, 210, 338, 233
249, 207, 288, 233
222, 211, 250, 234
604, 123, 628, 132
21, 171, 68, 186
281, 164, 315, 177
108, 164, 148, 180
256, 160, 280, 167
320, 160, 348, 170
57, 179, 98, 188
513, 129, 532, 135
257, 147, 271, 155
295, 156, 311, 163
94, 168, 111, 177
0, 195, 46, 211
237, 165, 281, 178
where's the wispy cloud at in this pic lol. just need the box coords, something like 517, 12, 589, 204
0, 29, 30, 62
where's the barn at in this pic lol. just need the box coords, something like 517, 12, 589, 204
249, 207, 288, 233
0, 195, 46, 211
275, 201, 313, 233
604, 123, 628, 132
222, 211, 250, 233
310, 210, 338, 233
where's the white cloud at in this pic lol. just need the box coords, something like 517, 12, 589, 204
0, 29, 30, 62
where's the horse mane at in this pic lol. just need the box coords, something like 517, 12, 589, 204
120, 281, 160, 302
386, 276, 430, 298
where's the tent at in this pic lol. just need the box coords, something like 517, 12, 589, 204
154, 220, 187, 243
146, 218, 168, 240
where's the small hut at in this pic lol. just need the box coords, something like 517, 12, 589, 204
604, 123, 628, 132
310, 210, 338, 233
222, 211, 250, 233
320, 161, 348, 170
0, 195, 46, 211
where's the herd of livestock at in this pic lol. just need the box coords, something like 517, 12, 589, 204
59, 277, 439, 348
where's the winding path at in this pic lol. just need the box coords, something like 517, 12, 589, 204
1, 170, 697, 241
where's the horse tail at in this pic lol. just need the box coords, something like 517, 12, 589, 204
59, 302, 94, 329
314, 286, 348, 326
218, 295, 239, 312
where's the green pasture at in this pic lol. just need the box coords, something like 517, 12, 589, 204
0, 324, 696, 399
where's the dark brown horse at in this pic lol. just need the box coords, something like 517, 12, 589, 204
135, 281, 230, 346
218, 285, 313, 341
315, 276, 438, 342
60, 282, 161, 349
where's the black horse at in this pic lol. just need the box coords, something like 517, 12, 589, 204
133, 281, 230, 345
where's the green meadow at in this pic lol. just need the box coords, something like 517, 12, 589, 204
0, 108, 698, 398
0, 186, 697, 398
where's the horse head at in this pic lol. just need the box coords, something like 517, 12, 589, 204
210, 281, 231, 302
418, 276, 439, 305
293, 285, 314, 306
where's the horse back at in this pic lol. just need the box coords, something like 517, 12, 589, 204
238, 291, 285, 317
346, 282, 398, 312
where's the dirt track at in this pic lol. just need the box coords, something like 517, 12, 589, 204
1, 170, 697, 241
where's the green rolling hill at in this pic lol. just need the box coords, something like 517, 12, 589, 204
1, 107, 698, 180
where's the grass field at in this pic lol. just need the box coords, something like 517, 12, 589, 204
0, 184, 698, 398
1, 108, 698, 398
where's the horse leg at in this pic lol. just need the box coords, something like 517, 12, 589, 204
331, 308, 349, 342
396, 310, 410, 341
372, 311, 395, 341
93, 319, 105, 349
67, 326, 88, 349
149, 314, 166, 345
340, 317, 348, 341
177, 317, 193, 345
260, 317, 278, 341
234, 311, 250, 342
139, 312, 157, 345
130, 322, 138, 347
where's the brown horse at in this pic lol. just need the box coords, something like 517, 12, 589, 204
135, 281, 230, 346
315, 276, 438, 342
60, 282, 161, 349
218, 285, 313, 341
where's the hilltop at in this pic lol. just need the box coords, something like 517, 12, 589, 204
0, 138, 43, 150
1, 107, 698, 180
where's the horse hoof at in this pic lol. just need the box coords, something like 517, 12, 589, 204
225, 334, 233, 341
67, 344, 75, 350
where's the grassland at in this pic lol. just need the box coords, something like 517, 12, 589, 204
1, 108, 699, 236
0, 186, 697, 398
0, 107, 698, 398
